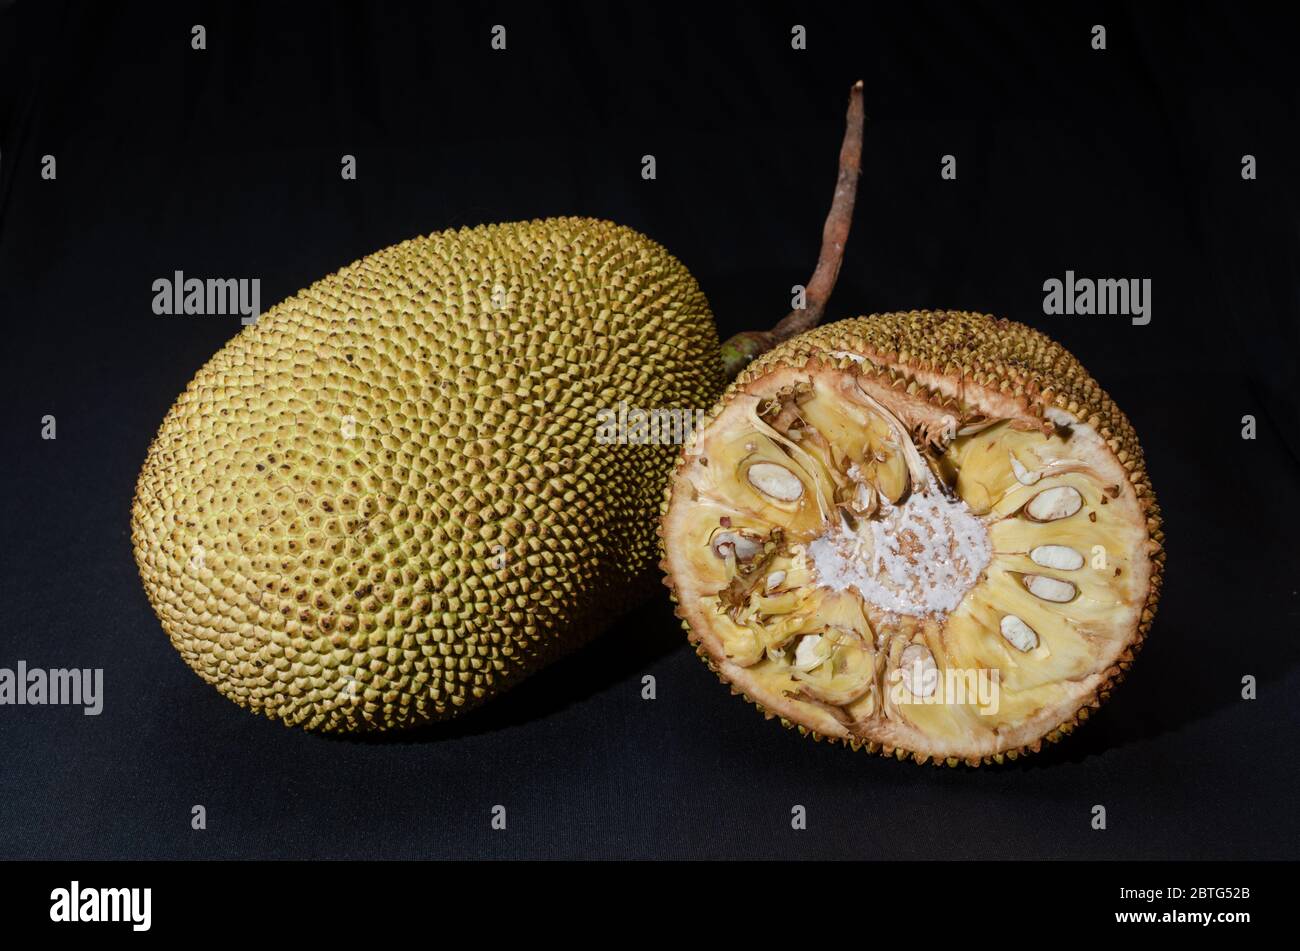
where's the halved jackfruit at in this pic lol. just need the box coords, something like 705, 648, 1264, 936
660, 311, 1164, 765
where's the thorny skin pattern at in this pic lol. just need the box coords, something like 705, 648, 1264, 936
131, 83, 869, 732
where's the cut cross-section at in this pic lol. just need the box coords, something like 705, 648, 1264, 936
660, 311, 1164, 766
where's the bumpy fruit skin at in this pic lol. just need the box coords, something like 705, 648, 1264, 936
661, 310, 1165, 766
133, 218, 723, 732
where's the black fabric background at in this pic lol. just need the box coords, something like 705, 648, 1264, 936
1, 1, 1297, 860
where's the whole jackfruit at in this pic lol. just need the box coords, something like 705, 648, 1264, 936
660, 311, 1164, 765
132, 218, 724, 731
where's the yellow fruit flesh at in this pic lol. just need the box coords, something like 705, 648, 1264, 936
662, 312, 1163, 764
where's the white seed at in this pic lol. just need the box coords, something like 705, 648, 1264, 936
747, 462, 804, 502
793, 634, 827, 670
1024, 485, 1083, 522
1023, 574, 1077, 603
899, 643, 937, 697
712, 531, 762, 562
1030, 544, 1085, 571
765, 570, 787, 592
999, 615, 1039, 652
1010, 452, 1041, 485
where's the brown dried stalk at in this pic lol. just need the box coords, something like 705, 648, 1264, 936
719, 80, 866, 378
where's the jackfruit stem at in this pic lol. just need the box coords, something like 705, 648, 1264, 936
720, 80, 865, 378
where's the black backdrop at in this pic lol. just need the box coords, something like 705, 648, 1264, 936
1, 1, 1297, 860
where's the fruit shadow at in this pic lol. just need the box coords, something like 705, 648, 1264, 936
318, 595, 684, 745
1002, 630, 1295, 772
